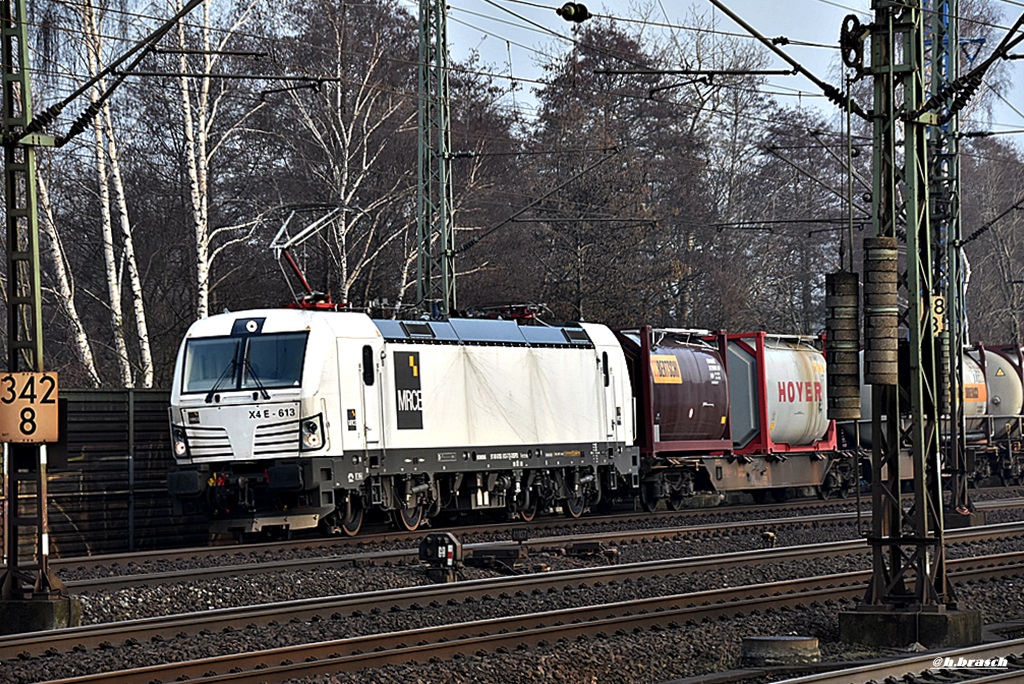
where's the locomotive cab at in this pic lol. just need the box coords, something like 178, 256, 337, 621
167, 310, 378, 536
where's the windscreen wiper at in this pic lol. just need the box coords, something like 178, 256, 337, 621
204, 359, 237, 403
243, 359, 272, 401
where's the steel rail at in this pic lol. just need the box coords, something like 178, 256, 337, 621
33, 493, 1024, 575
58, 514, 1024, 594
61, 510, 863, 589
47, 497, 867, 569
3, 537, 864, 660
33, 553, 1024, 684
4, 526, 1024, 662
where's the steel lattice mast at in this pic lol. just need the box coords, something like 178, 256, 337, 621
927, 0, 973, 522
416, 0, 455, 317
1, 0, 64, 602
863, 0, 952, 610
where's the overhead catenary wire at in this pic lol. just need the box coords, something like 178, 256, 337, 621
26, 0, 1020, 145
22, 4, 831, 133
25, 0, 207, 140
24, 0, 1024, 219
706, 0, 867, 119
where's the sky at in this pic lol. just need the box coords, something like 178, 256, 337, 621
416, 0, 1024, 139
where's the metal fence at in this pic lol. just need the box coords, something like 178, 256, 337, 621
2, 389, 207, 559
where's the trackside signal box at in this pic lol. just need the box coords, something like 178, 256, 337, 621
419, 532, 463, 583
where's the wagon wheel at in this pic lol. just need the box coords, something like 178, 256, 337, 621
392, 504, 424, 532
639, 483, 659, 512
817, 472, 838, 500
517, 494, 540, 522
667, 493, 686, 511
561, 495, 585, 519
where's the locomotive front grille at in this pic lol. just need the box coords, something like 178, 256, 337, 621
253, 419, 301, 457
183, 425, 233, 459
177, 402, 304, 461
183, 421, 302, 459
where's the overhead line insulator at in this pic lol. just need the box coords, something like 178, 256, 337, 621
556, 2, 590, 23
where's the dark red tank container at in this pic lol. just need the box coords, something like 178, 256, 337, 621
616, 328, 732, 462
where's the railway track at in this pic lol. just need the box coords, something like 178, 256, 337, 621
51, 495, 877, 571
33, 492, 1024, 584
53, 501, 1024, 592
774, 639, 1024, 683
4, 522, 1024, 662
27, 550, 1024, 684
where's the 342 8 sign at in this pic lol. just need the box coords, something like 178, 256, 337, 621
0, 372, 59, 443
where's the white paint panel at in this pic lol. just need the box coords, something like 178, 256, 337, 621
382, 342, 608, 449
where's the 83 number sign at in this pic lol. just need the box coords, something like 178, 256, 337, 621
0, 372, 59, 443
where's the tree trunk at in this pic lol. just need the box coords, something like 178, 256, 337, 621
90, 103, 133, 387
175, 0, 212, 320
103, 103, 154, 387
37, 175, 102, 387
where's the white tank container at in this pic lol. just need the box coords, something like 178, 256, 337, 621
968, 347, 1024, 439
960, 353, 989, 433
728, 335, 830, 449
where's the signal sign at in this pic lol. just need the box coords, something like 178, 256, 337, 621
931, 295, 946, 335
0, 372, 59, 443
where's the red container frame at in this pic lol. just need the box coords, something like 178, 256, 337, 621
619, 326, 734, 459
727, 331, 837, 456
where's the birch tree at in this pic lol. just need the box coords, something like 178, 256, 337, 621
172, 0, 264, 320
80, 0, 154, 386
37, 174, 103, 387
261, 0, 419, 308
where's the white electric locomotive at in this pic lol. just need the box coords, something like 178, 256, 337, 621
167, 309, 637, 535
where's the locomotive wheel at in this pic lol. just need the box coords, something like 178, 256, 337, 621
319, 499, 365, 537
392, 504, 424, 531
561, 495, 585, 519
518, 496, 540, 522
667, 494, 686, 511
339, 501, 364, 536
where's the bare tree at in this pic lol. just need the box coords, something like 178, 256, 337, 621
962, 137, 1024, 342
171, 0, 264, 320
81, 0, 154, 386
37, 174, 102, 387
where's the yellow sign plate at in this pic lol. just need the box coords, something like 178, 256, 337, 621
0, 372, 59, 443
650, 355, 683, 384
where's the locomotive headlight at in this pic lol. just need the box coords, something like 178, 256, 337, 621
172, 428, 188, 457
300, 417, 323, 450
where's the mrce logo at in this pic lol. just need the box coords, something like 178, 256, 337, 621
395, 351, 423, 430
